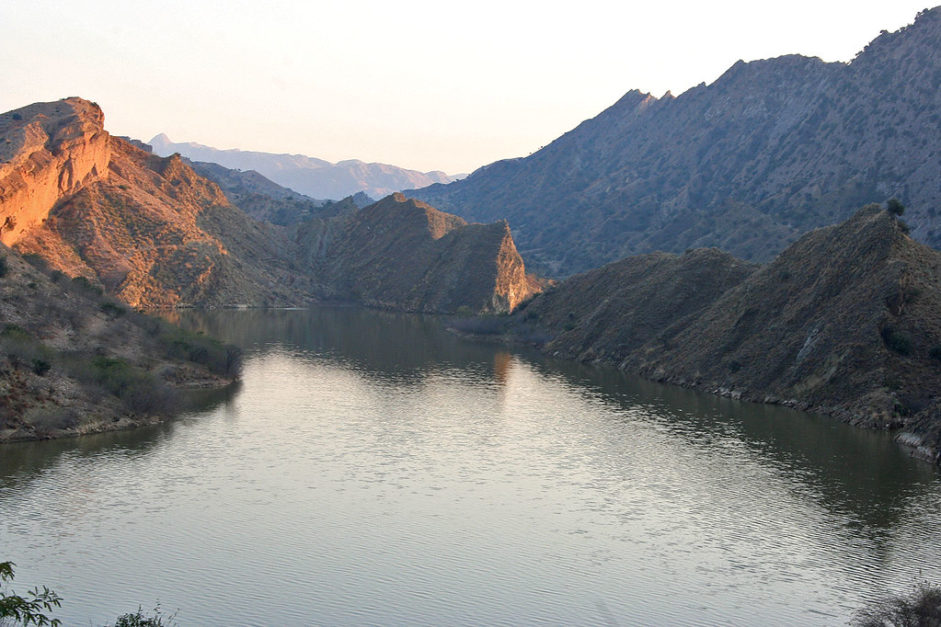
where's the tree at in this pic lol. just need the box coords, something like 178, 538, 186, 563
853, 581, 941, 626
887, 197, 906, 217
0, 562, 61, 626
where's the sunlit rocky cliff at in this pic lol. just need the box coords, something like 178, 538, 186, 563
0, 99, 537, 314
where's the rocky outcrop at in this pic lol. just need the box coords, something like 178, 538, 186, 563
498, 205, 941, 463
12, 136, 314, 308
413, 8, 941, 276
150, 134, 457, 200
0, 99, 111, 246
0, 98, 322, 307
299, 193, 542, 313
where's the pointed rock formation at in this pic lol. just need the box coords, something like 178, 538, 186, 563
299, 193, 542, 313
0, 98, 111, 246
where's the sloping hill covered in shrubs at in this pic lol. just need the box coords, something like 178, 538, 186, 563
0, 247, 241, 441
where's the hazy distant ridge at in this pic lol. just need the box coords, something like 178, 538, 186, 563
150, 134, 457, 200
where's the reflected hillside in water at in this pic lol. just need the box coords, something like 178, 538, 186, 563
172, 307, 531, 384
5, 307, 937, 561
532, 359, 939, 537
2, 307, 939, 625
172, 307, 940, 537
0, 381, 240, 495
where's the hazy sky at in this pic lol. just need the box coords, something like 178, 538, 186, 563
0, 1, 931, 173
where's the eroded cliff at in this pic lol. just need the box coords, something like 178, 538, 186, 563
299, 193, 542, 313
0, 98, 111, 246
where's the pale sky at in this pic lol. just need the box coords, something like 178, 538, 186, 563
0, 1, 932, 174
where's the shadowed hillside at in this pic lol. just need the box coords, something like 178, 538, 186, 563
299, 193, 543, 314
414, 8, 941, 276
0, 243, 240, 441
489, 205, 941, 463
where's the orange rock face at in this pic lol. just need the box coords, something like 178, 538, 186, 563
1, 98, 311, 308
0, 98, 111, 246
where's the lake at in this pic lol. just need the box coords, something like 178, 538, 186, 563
1, 307, 939, 625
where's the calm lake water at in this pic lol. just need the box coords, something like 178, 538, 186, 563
1, 307, 940, 626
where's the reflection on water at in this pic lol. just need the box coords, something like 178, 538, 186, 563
1, 307, 939, 626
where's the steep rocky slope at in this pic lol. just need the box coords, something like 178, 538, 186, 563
150, 134, 457, 200
414, 7, 941, 276
514, 248, 757, 361
0, 244, 240, 441
495, 205, 941, 463
298, 193, 543, 313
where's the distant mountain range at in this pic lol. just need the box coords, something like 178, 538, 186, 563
413, 7, 941, 276
149, 134, 460, 200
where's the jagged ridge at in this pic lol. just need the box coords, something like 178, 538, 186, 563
413, 7, 941, 276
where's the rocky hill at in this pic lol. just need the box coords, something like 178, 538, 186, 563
0, 243, 240, 441
513, 248, 757, 360
150, 134, 457, 200
298, 193, 543, 313
413, 7, 941, 276
492, 205, 941, 463
0, 98, 316, 307
0, 98, 536, 314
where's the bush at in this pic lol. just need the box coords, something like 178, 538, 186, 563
70, 275, 103, 296
853, 581, 941, 626
31, 359, 51, 376
887, 198, 906, 217
930, 345, 941, 362
1, 327, 53, 373
87, 356, 177, 415
25, 407, 79, 434
881, 325, 913, 355
155, 326, 242, 377
0, 561, 62, 626
100, 302, 127, 319
112, 605, 177, 627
